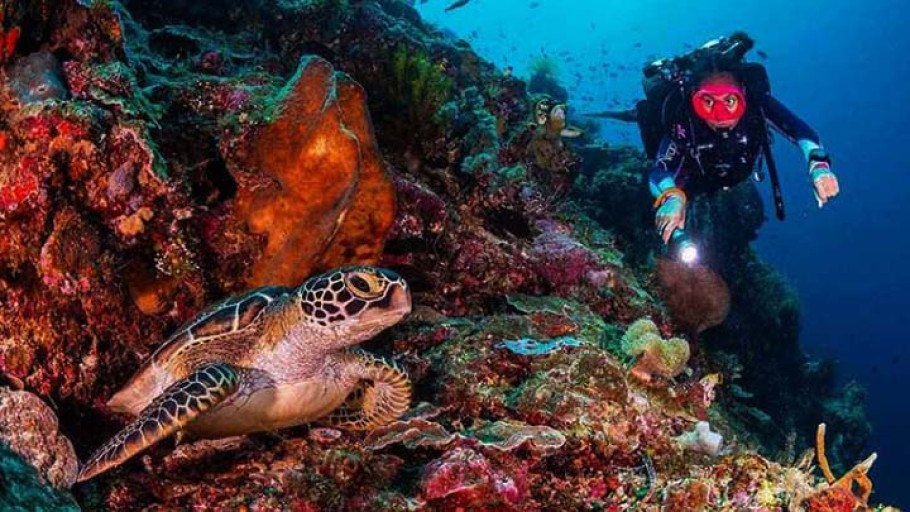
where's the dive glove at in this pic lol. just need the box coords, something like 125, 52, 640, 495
808, 150, 839, 207
654, 188, 687, 244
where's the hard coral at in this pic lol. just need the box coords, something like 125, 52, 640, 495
0, 389, 78, 489
510, 348, 629, 428
621, 318, 691, 383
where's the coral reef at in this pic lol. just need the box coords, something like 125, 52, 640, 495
621, 318, 691, 383
0, 388, 78, 489
573, 143, 870, 468
0, 0, 886, 509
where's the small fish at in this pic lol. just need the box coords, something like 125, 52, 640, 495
444, 0, 471, 12
529, 1, 540, 7
633, 42, 642, 48
757, 50, 768, 60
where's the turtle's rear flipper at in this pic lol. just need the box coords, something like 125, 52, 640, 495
77, 362, 240, 482
328, 351, 411, 431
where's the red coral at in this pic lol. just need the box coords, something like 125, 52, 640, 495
805, 485, 861, 512
0, 156, 43, 214
421, 448, 526, 508
62, 61, 90, 97
0, 26, 19, 63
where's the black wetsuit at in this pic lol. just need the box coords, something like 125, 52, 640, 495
649, 93, 822, 196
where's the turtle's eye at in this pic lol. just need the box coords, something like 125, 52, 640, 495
345, 271, 385, 299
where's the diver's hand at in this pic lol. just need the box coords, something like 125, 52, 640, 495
654, 189, 687, 244
810, 161, 839, 207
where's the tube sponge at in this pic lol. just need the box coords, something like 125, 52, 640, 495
621, 318, 691, 383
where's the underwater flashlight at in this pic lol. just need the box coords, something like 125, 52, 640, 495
679, 241, 699, 265
670, 229, 700, 265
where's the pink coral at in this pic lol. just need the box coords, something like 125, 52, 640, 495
390, 177, 447, 240
422, 448, 493, 502
421, 447, 526, 507
529, 219, 616, 297
0, 156, 45, 215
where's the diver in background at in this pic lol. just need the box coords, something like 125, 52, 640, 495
650, 69, 839, 245
590, 33, 839, 252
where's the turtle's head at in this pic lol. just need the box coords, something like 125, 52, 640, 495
297, 267, 411, 345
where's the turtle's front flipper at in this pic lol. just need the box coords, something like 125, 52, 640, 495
329, 351, 411, 431
78, 362, 240, 482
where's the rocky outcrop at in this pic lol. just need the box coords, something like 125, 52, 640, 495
0, 388, 78, 489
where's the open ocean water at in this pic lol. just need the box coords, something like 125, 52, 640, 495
418, 0, 910, 505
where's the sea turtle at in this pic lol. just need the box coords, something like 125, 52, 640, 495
77, 266, 412, 482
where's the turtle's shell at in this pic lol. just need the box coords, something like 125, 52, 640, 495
107, 286, 291, 415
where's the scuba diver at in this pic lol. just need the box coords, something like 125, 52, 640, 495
588, 32, 839, 262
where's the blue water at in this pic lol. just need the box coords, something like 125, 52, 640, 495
418, 0, 910, 505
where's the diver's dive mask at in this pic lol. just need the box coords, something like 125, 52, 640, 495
691, 82, 746, 130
